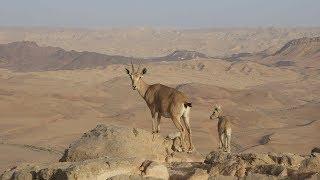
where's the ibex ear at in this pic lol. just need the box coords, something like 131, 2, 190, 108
141, 68, 147, 75
125, 68, 130, 75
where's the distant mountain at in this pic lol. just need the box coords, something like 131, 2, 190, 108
58, 51, 135, 70
0, 41, 140, 71
272, 36, 320, 59
0, 41, 211, 72
222, 36, 320, 67
152, 50, 209, 61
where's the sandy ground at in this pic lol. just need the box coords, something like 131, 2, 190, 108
0, 56, 319, 172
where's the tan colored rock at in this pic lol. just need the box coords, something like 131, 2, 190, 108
60, 125, 173, 162
172, 137, 183, 152
244, 173, 278, 180
268, 152, 305, 167
204, 151, 314, 179
1, 163, 40, 180
293, 156, 320, 179
305, 173, 320, 180
298, 156, 320, 172
167, 162, 209, 180
208, 156, 246, 178
1, 157, 144, 180
247, 164, 288, 177
3, 125, 319, 180
188, 168, 209, 180
239, 153, 275, 166
312, 153, 320, 158
140, 160, 169, 180
167, 151, 204, 163
10, 170, 34, 180
206, 151, 245, 178
107, 174, 163, 180
204, 151, 232, 165
208, 175, 237, 180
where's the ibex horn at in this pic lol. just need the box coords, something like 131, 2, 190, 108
131, 60, 135, 72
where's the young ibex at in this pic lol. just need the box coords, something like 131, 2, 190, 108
125, 62, 194, 152
210, 105, 232, 153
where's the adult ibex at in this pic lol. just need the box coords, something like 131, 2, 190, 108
125, 62, 194, 152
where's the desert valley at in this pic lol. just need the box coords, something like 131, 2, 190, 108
0, 27, 320, 179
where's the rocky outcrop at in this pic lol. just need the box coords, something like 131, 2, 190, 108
1, 124, 320, 180
59, 125, 203, 163
139, 160, 169, 180
204, 150, 319, 179
1, 157, 144, 180
59, 125, 173, 162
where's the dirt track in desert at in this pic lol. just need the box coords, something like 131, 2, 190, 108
0, 28, 320, 172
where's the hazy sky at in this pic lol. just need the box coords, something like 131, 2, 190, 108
0, 0, 319, 28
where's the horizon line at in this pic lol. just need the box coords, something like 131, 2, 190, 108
1, 25, 320, 31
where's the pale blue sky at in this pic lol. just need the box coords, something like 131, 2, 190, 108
0, 0, 319, 28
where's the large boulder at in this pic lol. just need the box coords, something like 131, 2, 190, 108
139, 160, 169, 180
60, 125, 173, 162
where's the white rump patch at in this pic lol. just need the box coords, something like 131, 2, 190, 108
183, 106, 190, 116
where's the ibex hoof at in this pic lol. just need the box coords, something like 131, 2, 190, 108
186, 145, 195, 153
187, 148, 194, 154
181, 147, 186, 152
152, 131, 159, 134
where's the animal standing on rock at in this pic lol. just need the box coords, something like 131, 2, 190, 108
210, 105, 232, 153
125, 62, 194, 152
